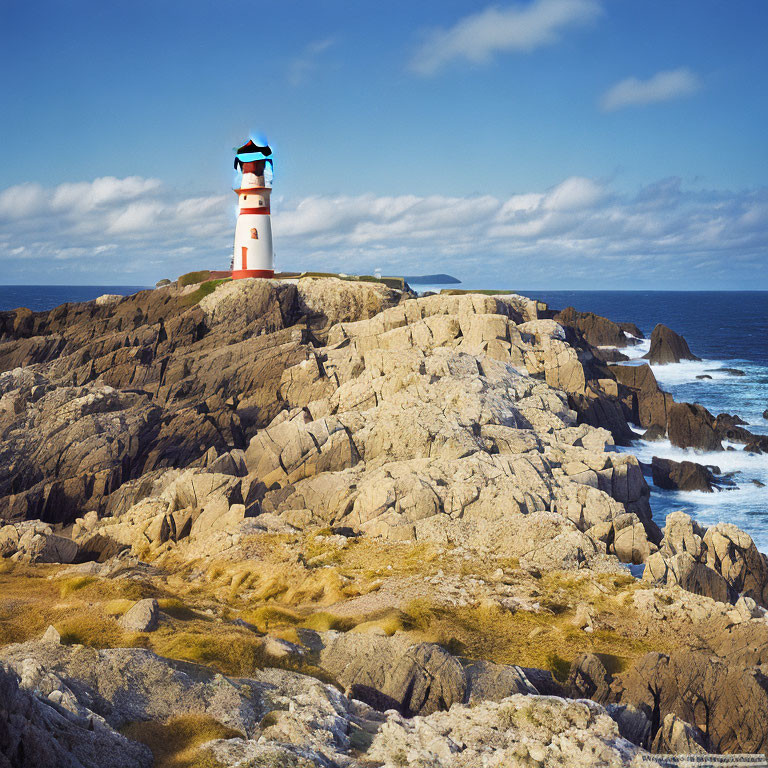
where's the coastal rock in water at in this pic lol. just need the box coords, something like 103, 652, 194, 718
642, 425, 666, 441
609, 363, 673, 431
650, 456, 714, 492
643, 324, 700, 365
744, 435, 768, 454
618, 322, 644, 339
667, 402, 721, 451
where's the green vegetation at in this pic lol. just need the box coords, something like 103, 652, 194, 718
177, 270, 212, 287
183, 278, 231, 306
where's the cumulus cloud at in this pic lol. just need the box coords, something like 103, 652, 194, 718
600, 68, 701, 111
411, 0, 601, 75
0, 173, 765, 288
287, 38, 335, 85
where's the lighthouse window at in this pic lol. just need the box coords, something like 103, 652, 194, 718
250, 228, 259, 240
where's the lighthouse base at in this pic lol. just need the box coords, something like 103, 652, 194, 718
232, 269, 275, 280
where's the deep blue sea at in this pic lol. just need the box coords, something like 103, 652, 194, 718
0, 285, 148, 312
1, 286, 767, 550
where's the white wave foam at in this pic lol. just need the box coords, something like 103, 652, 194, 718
616, 437, 768, 551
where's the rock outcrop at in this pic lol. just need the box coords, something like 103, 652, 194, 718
305, 630, 537, 716
0, 639, 657, 768
615, 650, 768, 755
1, 278, 765, 765
0, 663, 152, 768
644, 511, 768, 607
73, 289, 659, 569
0, 278, 401, 527
364, 694, 644, 767
554, 307, 637, 348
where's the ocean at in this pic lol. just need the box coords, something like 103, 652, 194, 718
1, 286, 767, 550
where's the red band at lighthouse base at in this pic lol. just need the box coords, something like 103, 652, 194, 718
232, 269, 275, 279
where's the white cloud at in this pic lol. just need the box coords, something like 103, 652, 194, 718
600, 68, 701, 111
288, 38, 335, 85
0, 173, 765, 288
542, 176, 605, 210
411, 0, 601, 75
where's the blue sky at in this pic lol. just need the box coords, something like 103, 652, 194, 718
1, 0, 766, 288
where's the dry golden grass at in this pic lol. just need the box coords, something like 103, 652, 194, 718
0, 533, 677, 690
398, 570, 658, 681
121, 714, 240, 768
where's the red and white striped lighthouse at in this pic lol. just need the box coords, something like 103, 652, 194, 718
232, 139, 274, 279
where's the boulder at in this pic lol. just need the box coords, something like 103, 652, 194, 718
41, 626, 61, 645
651, 457, 714, 492
643, 324, 699, 364
310, 630, 537, 716
118, 598, 159, 632
650, 713, 707, 754
0, 522, 79, 563
566, 653, 612, 703
295, 276, 402, 334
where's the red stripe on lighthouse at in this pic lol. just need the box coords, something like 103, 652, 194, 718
232, 269, 275, 279
239, 207, 271, 215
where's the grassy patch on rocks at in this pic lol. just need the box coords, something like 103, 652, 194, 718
183, 278, 231, 306
121, 714, 240, 768
400, 596, 657, 680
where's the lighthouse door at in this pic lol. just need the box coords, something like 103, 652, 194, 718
241, 246, 248, 270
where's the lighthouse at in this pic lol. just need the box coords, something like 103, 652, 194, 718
232, 138, 274, 279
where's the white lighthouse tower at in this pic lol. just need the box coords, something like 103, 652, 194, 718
232, 139, 274, 279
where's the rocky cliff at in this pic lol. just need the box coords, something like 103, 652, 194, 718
0, 277, 766, 767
